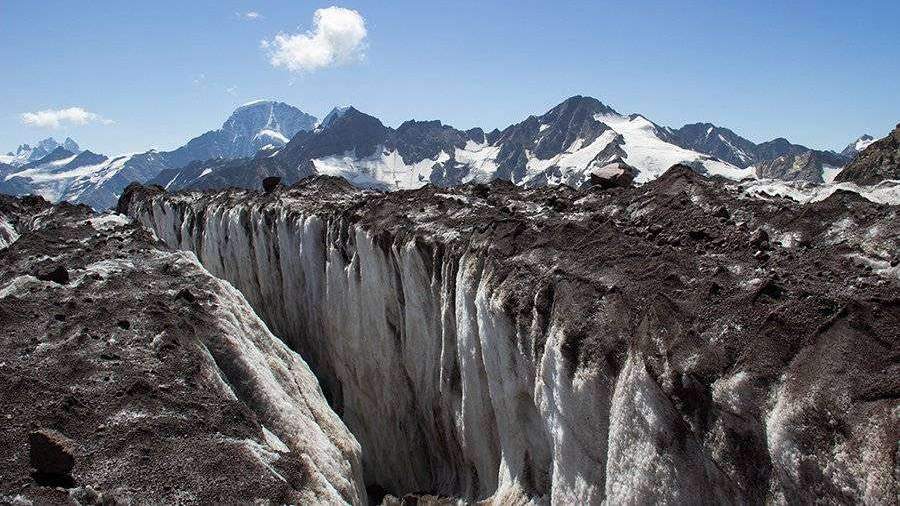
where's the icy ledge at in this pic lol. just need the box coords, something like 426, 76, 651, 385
121, 171, 899, 504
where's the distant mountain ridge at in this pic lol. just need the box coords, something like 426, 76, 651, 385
3, 96, 894, 208
162, 100, 316, 168
1, 137, 81, 167
1, 101, 317, 209
157, 96, 752, 192
668, 124, 852, 183
841, 135, 876, 159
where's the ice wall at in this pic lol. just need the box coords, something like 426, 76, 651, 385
125, 193, 896, 504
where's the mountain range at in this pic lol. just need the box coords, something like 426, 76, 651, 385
156, 96, 872, 194
1, 96, 890, 209
0, 137, 81, 167
0, 101, 315, 209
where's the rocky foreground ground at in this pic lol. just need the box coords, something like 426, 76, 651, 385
1, 166, 898, 504
0, 196, 364, 504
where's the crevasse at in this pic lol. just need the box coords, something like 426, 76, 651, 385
128, 197, 626, 503
123, 191, 892, 505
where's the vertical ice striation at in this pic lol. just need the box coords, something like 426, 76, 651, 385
121, 176, 898, 504
128, 194, 566, 500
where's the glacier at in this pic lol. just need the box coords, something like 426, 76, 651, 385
120, 171, 898, 504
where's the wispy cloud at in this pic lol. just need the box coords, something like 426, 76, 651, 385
262, 6, 367, 73
192, 73, 206, 86
21, 107, 114, 129
225, 85, 238, 96
242, 11, 262, 20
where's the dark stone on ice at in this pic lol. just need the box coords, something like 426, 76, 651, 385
175, 288, 196, 303
588, 161, 637, 189
262, 176, 282, 193
36, 265, 69, 285
750, 228, 770, 249
29, 429, 75, 480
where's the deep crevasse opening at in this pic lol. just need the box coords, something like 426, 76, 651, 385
131, 199, 603, 502
122, 191, 897, 505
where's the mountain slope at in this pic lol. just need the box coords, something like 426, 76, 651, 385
669, 125, 852, 183
0, 147, 177, 210
835, 124, 900, 185
668, 123, 758, 167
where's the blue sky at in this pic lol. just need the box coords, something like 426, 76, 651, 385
1, 1, 898, 155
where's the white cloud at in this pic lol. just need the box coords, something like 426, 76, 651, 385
244, 11, 262, 20
21, 107, 114, 129
225, 85, 238, 96
263, 6, 367, 73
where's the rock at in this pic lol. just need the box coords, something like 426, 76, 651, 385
471, 184, 490, 199
262, 176, 282, 193
712, 205, 730, 219
29, 429, 75, 476
35, 266, 69, 285
749, 228, 770, 249
588, 161, 637, 189
175, 288, 196, 303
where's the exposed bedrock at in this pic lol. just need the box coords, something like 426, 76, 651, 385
120, 170, 899, 504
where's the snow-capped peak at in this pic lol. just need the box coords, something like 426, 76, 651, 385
841, 134, 876, 158
854, 135, 875, 152
1, 137, 82, 167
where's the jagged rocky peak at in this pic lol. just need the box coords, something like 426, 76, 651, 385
4, 137, 82, 167
495, 95, 617, 157
68, 149, 107, 166
162, 100, 318, 169
282, 106, 389, 161
389, 118, 469, 164
671, 122, 758, 168
835, 124, 900, 185
529, 96, 617, 159
62, 137, 80, 153
33, 146, 75, 164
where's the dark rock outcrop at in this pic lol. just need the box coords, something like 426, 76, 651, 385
262, 176, 282, 193
29, 429, 76, 484
835, 124, 900, 185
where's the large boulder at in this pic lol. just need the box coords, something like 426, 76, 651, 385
587, 161, 637, 189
